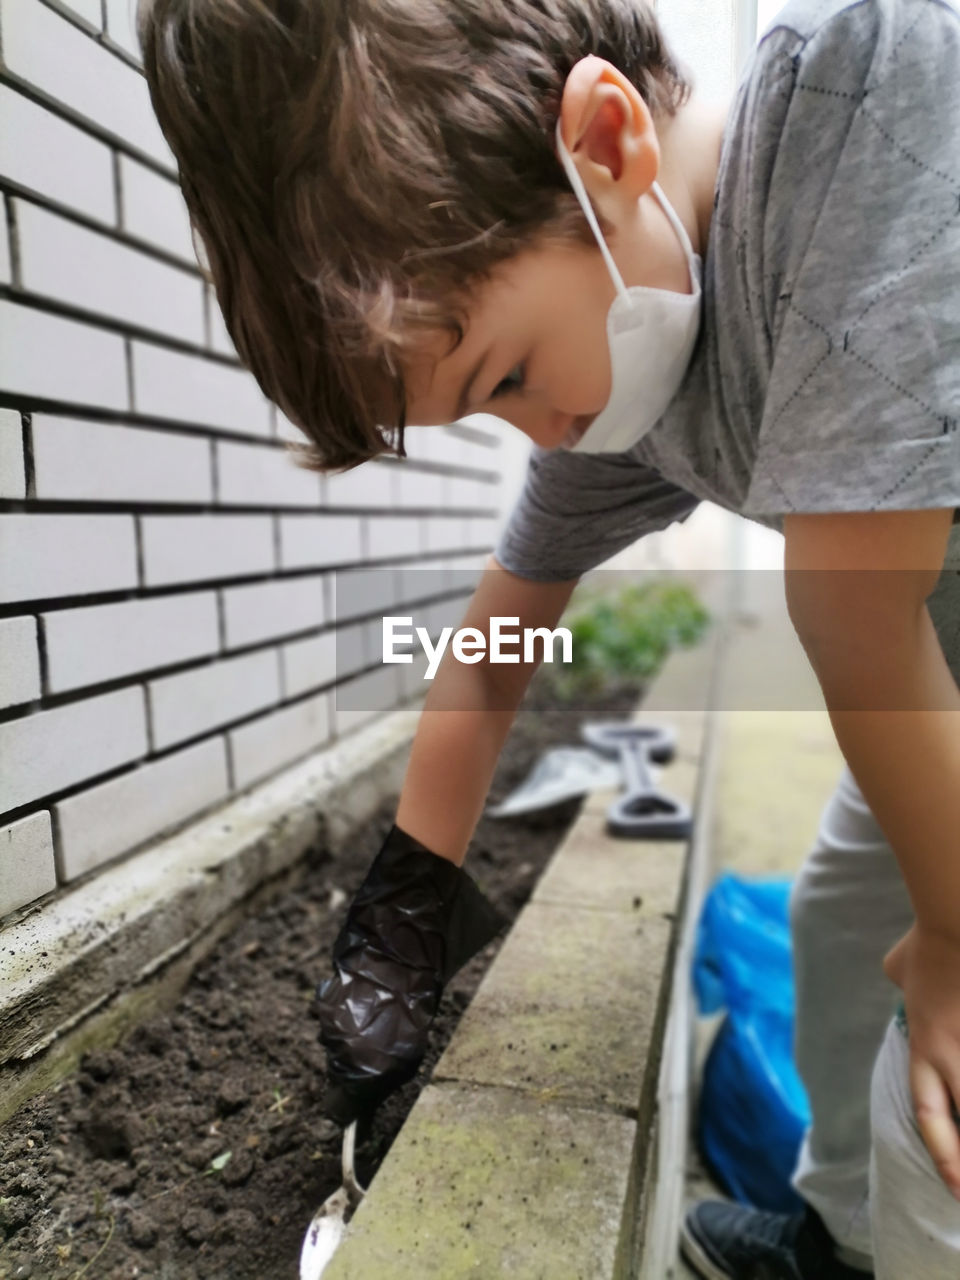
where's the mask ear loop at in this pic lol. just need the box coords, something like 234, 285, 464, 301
554, 120, 631, 306
555, 119, 700, 296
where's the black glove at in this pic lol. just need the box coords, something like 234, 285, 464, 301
314, 822, 507, 1127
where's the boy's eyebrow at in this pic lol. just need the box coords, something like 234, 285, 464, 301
455, 349, 489, 420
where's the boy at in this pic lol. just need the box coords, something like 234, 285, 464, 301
137, 0, 960, 1275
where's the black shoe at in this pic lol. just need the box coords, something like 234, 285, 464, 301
680, 1200, 874, 1280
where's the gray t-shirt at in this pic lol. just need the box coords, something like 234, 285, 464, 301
494, 0, 960, 668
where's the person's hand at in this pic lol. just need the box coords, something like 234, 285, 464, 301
883, 923, 960, 1200
314, 823, 506, 1128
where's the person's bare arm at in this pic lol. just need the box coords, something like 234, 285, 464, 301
395, 554, 580, 865
315, 555, 579, 1123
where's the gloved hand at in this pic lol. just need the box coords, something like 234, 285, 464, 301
314, 822, 507, 1127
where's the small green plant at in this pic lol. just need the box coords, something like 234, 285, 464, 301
542, 578, 710, 700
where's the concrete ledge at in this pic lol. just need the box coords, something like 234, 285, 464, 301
325, 1083, 637, 1280
323, 623, 723, 1279
0, 706, 422, 1126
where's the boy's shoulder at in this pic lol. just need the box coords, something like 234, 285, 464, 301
756, 0, 956, 58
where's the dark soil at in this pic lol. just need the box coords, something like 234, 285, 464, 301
0, 670, 643, 1280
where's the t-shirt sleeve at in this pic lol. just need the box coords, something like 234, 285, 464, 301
742, 0, 960, 520
492, 444, 701, 582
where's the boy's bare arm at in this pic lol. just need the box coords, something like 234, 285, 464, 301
395, 554, 581, 865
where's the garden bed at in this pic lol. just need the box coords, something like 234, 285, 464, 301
0, 669, 645, 1280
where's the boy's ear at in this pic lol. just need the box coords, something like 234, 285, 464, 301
558, 56, 660, 222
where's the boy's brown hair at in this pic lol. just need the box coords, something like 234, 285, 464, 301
137, 0, 691, 472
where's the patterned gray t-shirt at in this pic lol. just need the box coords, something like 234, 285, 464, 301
493, 0, 960, 665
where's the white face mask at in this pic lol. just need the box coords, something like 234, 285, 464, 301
554, 119, 703, 453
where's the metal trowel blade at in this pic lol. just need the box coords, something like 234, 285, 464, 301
299, 1184, 352, 1280
486, 746, 624, 818
299, 1121, 365, 1280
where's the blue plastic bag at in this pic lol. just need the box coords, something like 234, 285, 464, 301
692, 873, 811, 1213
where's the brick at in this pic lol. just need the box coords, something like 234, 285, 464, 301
423, 516, 469, 551
417, 424, 497, 467
103, 0, 139, 57
0, 86, 115, 223
0, 514, 138, 604
32, 415, 212, 504
0, 211, 9, 284
43, 592, 219, 693
3, 0, 172, 166
59, 0, 101, 25
326, 460, 395, 507
367, 516, 422, 560
396, 647, 431, 700
278, 514, 363, 570
0, 812, 57, 917
281, 630, 339, 697
0, 687, 147, 813
207, 289, 238, 358
333, 665, 401, 736
16, 201, 205, 345
131, 341, 271, 436
148, 648, 281, 750
55, 738, 230, 880
466, 516, 502, 547
332, 567, 401, 622
0, 617, 41, 711
222, 575, 326, 650
0, 300, 127, 410
394, 467, 447, 510
216, 439, 322, 508
275, 409, 304, 444
0, 409, 25, 499
229, 692, 331, 790
140, 514, 274, 587
119, 156, 194, 262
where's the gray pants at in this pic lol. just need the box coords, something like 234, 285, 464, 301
790, 762, 960, 1277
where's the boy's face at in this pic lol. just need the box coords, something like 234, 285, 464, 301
402, 236, 624, 451
402, 56, 719, 451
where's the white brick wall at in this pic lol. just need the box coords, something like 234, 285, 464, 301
0, 409, 25, 499
0, 300, 128, 409
43, 593, 220, 693
222, 575, 327, 650
367, 516, 423, 560
17, 201, 206, 343
0, 211, 9, 285
147, 649, 281, 751
56, 738, 230, 880
279, 514, 364, 569
119, 156, 195, 263
131, 341, 272, 436
0, 3, 509, 920
216, 439, 322, 508
0, 514, 139, 602
229, 693, 332, 791
281, 630, 339, 697
104, 0, 140, 58
0, 687, 148, 813
59, 0, 101, 27
3, 0, 173, 165
0, 813, 57, 917
33, 416, 213, 504
0, 86, 116, 224
141, 514, 275, 586
0, 618, 42, 711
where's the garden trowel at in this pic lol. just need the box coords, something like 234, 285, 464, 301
299, 1120, 366, 1279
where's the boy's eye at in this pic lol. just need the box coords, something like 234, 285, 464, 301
489, 363, 525, 401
